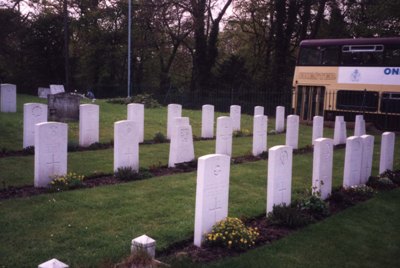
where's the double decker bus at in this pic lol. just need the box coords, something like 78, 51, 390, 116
292, 37, 400, 130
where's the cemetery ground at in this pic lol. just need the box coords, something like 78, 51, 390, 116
0, 94, 399, 267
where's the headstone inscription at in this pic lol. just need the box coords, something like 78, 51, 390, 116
360, 135, 374, 184
285, 115, 299, 149
312, 116, 324, 145
267, 145, 293, 213
167, 104, 182, 139
194, 154, 230, 247
312, 138, 333, 199
23, 103, 48, 148
201, 104, 214, 138
127, 103, 145, 143
343, 136, 363, 188
215, 116, 233, 156
275, 106, 285, 133
379, 132, 395, 174
114, 120, 139, 172
34, 122, 68, 188
168, 124, 195, 167
252, 115, 267, 156
79, 104, 99, 147
230, 105, 241, 131
0, 84, 17, 112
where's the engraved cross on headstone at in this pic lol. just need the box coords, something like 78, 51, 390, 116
209, 196, 222, 223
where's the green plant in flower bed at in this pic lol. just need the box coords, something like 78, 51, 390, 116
205, 217, 259, 251
153, 132, 167, 143
268, 204, 315, 228
49, 172, 85, 192
379, 169, 400, 185
298, 195, 330, 220
329, 185, 375, 208
367, 175, 396, 190
114, 167, 153, 181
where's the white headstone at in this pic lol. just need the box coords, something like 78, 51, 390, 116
127, 103, 145, 143
131, 234, 156, 258
168, 124, 195, 167
379, 132, 395, 174
167, 104, 182, 139
38, 87, 50, 98
360, 135, 374, 184
215, 116, 233, 156
0, 84, 17, 112
285, 115, 299, 149
267, 145, 293, 213
312, 138, 333, 199
201, 104, 214, 138
79, 104, 99, 147
333, 116, 347, 145
49, 84, 65, 95
252, 115, 267, 156
343, 136, 363, 188
34, 122, 68, 188
38, 258, 69, 268
230, 105, 241, 131
254, 106, 264, 116
312, 116, 324, 145
114, 120, 139, 172
174, 116, 190, 127
354, 115, 366, 136
275, 106, 285, 132
194, 154, 230, 247
23, 103, 48, 148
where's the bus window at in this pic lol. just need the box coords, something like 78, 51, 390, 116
381, 92, 400, 114
341, 51, 383, 66
336, 90, 379, 112
384, 45, 400, 66
321, 46, 339, 65
299, 47, 321, 65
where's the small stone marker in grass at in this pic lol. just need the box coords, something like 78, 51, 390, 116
38, 258, 69, 268
194, 154, 231, 247
131, 234, 156, 258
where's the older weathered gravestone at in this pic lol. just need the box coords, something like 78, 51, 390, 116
215, 116, 233, 156
312, 138, 333, 199
34, 122, 68, 188
127, 103, 145, 143
38, 258, 69, 268
48, 93, 81, 121
286, 115, 299, 149
360, 135, 374, 184
230, 105, 241, 131
114, 120, 139, 172
379, 132, 395, 174
275, 106, 285, 133
167, 104, 182, 139
334, 116, 347, 145
38, 87, 51, 99
168, 124, 195, 167
23, 103, 48, 148
201, 104, 214, 138
49, 84, 65, 95
267, 145, 293, 213
254, 106, 264, 116
79, 104, 99, 147
131, 234, 156, 258
194, 154, 230, 247
343, 136, 363, 188
354, 115, 366, 136
312, 116, 324, 145
0, 84, 17, 112
252, 115, 267, 156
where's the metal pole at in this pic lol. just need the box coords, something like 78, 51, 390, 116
63, 0, 69, 91
127, 0, 132, 97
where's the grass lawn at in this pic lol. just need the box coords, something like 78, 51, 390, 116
0, 94, 399, 267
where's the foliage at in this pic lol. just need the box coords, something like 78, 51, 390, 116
233, 129, 251, 137
131, 94, 161, 108
22, 146, 34, 155
114, 167, 153, 181
379, 170, 400, 185
367, 176, 396, 191
329, 186, 375, 208
153, 132, 167, 143
118, 247, 154, 268
205, 217, 259, 251
49, 172, 85, 192
297, 195, 330, 220
268, 204, 314, 229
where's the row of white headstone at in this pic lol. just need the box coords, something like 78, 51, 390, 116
193, 130, 396, 247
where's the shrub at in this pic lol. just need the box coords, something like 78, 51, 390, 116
329, 185, 375, 207
22, 146, 34, 155
367, 175, 396, 190
268, 204, 314, 229
115, 167, 153, 181
205, 217, 259, 251
106, 97, 130, 105
233, 129, 250, 137
380, 170, 400, 185
49, 172, 85, 192
153, 132, 167, 143
298, 195, 330, 220
131, 93, 161, 108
